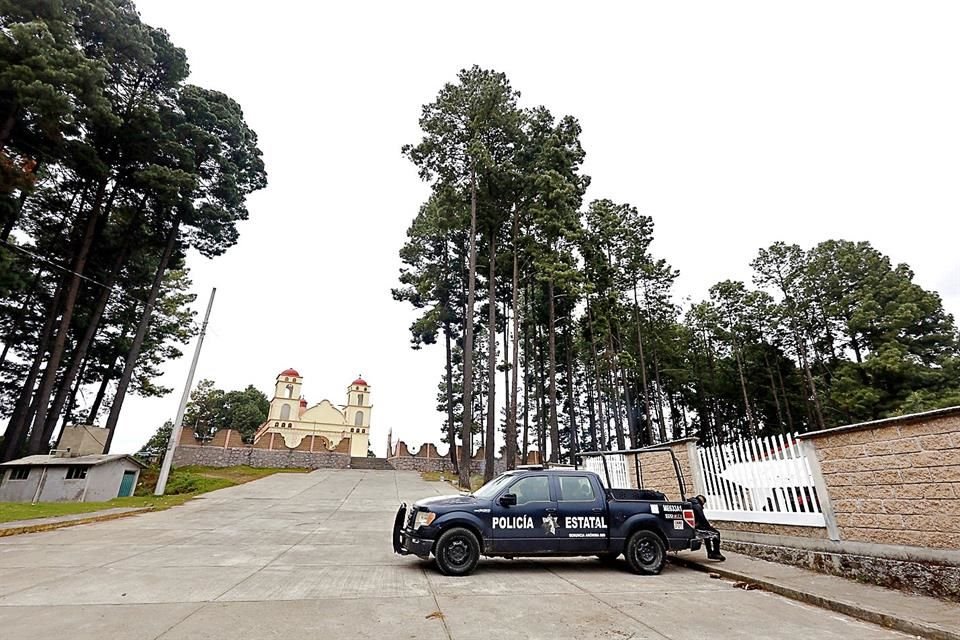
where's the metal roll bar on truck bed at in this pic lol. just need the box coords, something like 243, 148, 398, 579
573, 448, 688, 502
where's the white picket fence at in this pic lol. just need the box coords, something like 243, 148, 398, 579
584, 454, 630, 489
697, 433, 825, 527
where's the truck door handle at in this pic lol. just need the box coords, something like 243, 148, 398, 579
592, 508, 603, 513
545, 508, 557, 514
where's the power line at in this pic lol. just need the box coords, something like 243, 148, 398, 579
0, 239, 147, 306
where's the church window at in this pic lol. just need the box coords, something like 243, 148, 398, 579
280, 404, 291, 420
357, 393, 364, 406
354, 411, 364, 426
284, 384, 293, 399
274, 422, 279, 427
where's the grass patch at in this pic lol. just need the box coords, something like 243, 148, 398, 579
0, 465, 308, 524
419, 471, 485, 491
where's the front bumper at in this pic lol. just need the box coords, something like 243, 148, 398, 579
392, 503, 435, 557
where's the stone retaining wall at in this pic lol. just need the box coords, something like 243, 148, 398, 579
719, 538, 960, 602
173, 444, 350, 469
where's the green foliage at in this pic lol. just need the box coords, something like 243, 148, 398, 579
397, 67, 960, 463
0, 1, 266, 460
181, 379, 269, 443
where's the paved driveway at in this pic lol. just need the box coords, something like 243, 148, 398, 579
0, 470, 908, 639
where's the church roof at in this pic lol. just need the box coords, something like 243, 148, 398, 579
352, 376, 368, 386
279, 368, 301, 378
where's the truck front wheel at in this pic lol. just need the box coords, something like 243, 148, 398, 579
434, 527, 480, 576
625, 530, 666, 575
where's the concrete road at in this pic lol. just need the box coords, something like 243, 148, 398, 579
0, 470, 910, 640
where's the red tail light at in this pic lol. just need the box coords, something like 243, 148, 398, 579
683, 509, 695, 528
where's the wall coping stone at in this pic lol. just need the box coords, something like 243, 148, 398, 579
639, 437, 699, 449
798, 405, 960, 440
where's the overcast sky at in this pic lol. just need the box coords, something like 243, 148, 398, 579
108, 1, 960, 456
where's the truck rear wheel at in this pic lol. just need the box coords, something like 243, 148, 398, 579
434, 527, 480, 576
625, 530, 666, 575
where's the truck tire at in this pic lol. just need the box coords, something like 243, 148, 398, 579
434, 527, 480, 576
625, 530, 666, 575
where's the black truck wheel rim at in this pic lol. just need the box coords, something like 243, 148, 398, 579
637, 539, 658, 565
446, 537, 471, 566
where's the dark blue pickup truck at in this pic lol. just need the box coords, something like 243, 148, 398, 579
393, 451, 701, 576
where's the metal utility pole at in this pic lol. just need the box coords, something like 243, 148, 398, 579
155, 287, 217, 496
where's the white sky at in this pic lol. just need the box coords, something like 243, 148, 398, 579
105, 0, 960, 455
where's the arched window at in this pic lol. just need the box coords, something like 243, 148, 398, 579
274, 422, 279, 427
354, 411, 364, 426
357, 393, 364, 406
284, 384, 293, 399
280, 404, 291, 420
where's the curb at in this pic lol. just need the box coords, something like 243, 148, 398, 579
671, 556, 957, 640
0, 507, 153, 538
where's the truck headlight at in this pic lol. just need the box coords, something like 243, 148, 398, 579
414, 510, 436, 529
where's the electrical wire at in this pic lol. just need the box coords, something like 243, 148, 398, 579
0, 238, 146, 305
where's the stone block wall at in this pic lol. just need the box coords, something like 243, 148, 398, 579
626, 439, 696, 501
387, 440, 535, 477
173, 426, 350, 469
173, 444, 349, 469
801, 408, 960, 550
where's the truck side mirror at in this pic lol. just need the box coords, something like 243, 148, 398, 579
499, 493, 517, 507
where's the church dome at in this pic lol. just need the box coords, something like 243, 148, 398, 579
352, 376, 368, 386
279, 368, 301, 378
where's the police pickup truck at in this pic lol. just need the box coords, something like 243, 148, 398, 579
393, 449, 702, 576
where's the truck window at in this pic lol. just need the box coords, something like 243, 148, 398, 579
558, 476, 596, 502
509, 476, 551, 505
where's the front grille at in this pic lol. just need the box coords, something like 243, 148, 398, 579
406, 508, 417, 529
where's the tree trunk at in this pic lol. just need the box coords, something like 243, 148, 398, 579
26, 181, 108, 454
458, 169, 479, 489
535, 318, 548, 458
586, 300, 607, 449
563, 326, 579, 460
506, 240, 521, 469
522, 282, 531, 463
547, 279, 560, 462
103, 216, 181, 452
796, 332, 825, 430
733, 341, 756, 436
763, 349, 785, 431
632, 285, 655, 444
585, 381, 599, 451
775, 359, 795, 432
443, 323, 459, 474
0, 279, 65, 462
60, 348, 89, 430
39, 240, 132, 445
484, 229, 497, 482
605, 331, 626, 449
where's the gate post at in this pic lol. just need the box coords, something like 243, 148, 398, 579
799, 439, 841, 541
686, 441, 708, 498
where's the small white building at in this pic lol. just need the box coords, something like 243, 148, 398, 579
0, 454, 145, 503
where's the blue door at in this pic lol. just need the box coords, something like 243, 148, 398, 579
554, 474, 609, 553
118, 470, 136, 497
491, 474, 558, 553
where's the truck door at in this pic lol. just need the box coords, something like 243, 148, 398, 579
554, 474, 608, 553
491, 474, 558, 554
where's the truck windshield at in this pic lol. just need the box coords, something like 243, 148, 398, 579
472, 473, 514, 499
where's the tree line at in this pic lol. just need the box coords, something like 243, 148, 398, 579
0, 1, 266, 461
141, 379, 269, 457
394, 66, 960, 488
